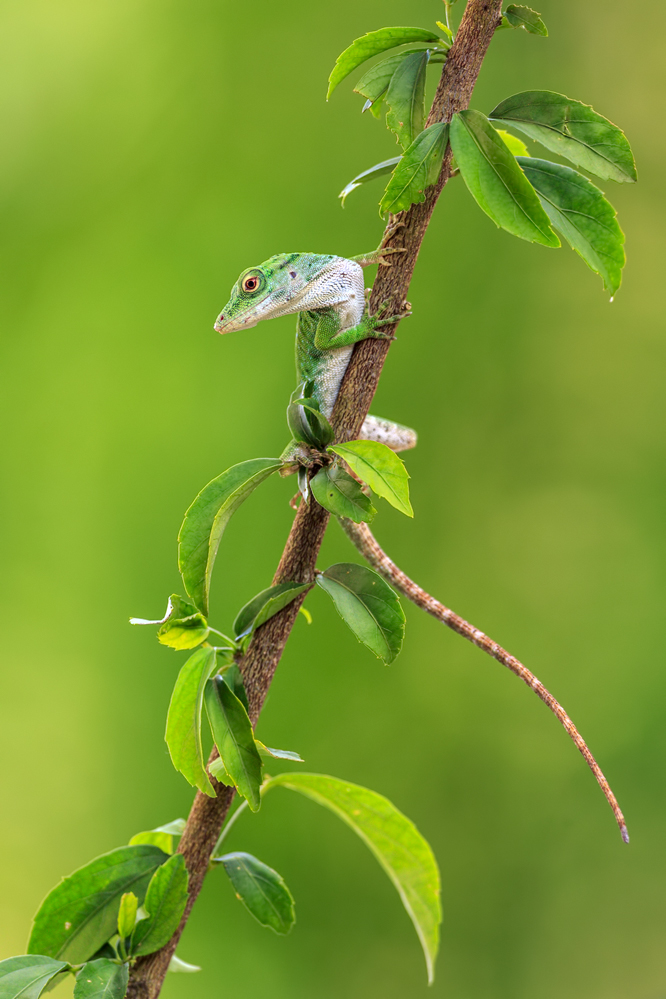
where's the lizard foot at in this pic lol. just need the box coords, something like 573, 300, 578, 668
378, 247, 408, 267
370, 299, 412, 333
382, 219, 407, 241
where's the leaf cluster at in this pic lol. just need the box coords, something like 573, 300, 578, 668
331, 22, 635, 294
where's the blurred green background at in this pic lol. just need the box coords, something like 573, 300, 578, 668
1, 0, 664, 995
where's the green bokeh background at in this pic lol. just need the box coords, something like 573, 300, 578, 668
1, 0, 664, 995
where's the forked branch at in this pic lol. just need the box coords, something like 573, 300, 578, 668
338, 517, 629, 844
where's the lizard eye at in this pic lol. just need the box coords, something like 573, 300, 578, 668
242, 274, 262, 293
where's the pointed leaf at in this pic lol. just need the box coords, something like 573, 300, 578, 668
264, 773, 441, 983
153, 819, 187, 836
131, 595, 209, 650
517, 157, 625, 294
0, 956, 69, 999
217, 852, 295, 935
73, 960, 128, 999
127, 831, 172, 853
316, 563, 404, 663
208, 757, 235, 786
116, 893, 137, 940
286, 395, 334, 448
327, 27, 441, 98
328, 440, 413, 516
130, 855, 189, 957
165, 646, 218, 797
385, 49, 429, 150
380, 123, 448, 217
493, 128, 530, 157
504, 5, 548, 34
28, 846, 168, 964
233, 582, 310, 639
219, 662, 249, 712
168, 955, 201, 974
488, 90, 637, 183
339, 157, 402, 207
310, 465, 376, 523
449, 110, 559, 246
354, 51, 416, 114
153, 595, 209, 650
178, 458, 282, 615
204, 676, 263, 811
255, 740, 304, 763
129, 819, 186, 855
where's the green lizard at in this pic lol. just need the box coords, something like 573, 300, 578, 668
214, 250, 417, 462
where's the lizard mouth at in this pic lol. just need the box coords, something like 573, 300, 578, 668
214, 313, 258, 334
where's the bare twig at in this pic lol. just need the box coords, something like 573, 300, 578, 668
338, 517, 629, 844
126, 4, 503, 995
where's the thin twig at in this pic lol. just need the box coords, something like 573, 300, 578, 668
338, 517, 629, 844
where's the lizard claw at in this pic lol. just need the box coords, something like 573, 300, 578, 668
377, 247, 408, 267
383, 220, 406, 241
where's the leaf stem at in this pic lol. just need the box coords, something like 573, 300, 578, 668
212, 799, 249, 858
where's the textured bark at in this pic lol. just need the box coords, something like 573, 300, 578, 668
126, 3, 502, 995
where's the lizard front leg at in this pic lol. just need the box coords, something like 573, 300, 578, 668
313, 301, 410, 351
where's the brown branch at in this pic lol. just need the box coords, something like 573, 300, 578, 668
338, 517, 629, 844
126, 3, 502, 995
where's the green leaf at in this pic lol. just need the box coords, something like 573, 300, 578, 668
327, 27, 441, 98
217, 853, 295, 935
219, 662, 249, 712
339, 158, 402, 207
28, 846, 168, 964
116, 893, 137, 940
494, 128, 530, 157
517, 157, 625, 294
130, 855, 189, 957
0, 956, 69, 999
204, 676, 263, 811
385, 49, 429, 150
131, 595, 209, 650
178, 458, 282, 615
128, 831, 173, 853
434, 21, 453, 45
73, 960, 128, 999
255, 740, 304, 763
286, 395, 334, 448
233, 582, 311, 639
153, 818, 187, 836
168, 955, 201, 974
504, 4, 548, 34
488, 90, 637, 184
354, 51, 415, 117
316, 563, 404, 663
328, 440, 413, 517
165, 646, 218, 797
87, 946, 116, 962
157, 597, 209, 651
310, 465, 376, 523
129, 819, 186, 855
380, 122, 448, 217
208, 757, 235, 786
264, 774, 441, 983
449, 110, 560, 246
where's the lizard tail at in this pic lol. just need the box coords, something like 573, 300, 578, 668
338, 516, 630, 845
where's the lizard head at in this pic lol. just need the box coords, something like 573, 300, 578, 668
214, 252, 336, 334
